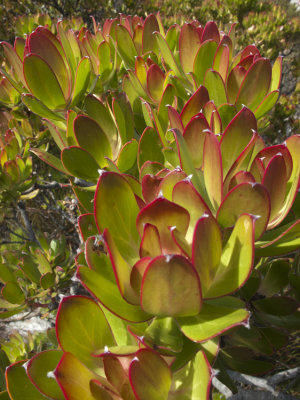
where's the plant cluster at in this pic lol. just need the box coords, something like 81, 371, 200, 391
0, 11, 299, 400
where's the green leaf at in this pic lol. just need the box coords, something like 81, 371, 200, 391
115, 24, 137, 69
147, 64, 165, 102
144, 317, 183, 353
56, 296, 115, 370
179, 23, 201, 74
2, 282, 25, 305
78, 214, 98, 241
177, 297, 249, 342
117, 139, 138, 172
221, 346, 273, 375
22, 94, 65, 121
192, 214, 222, 294
129, 349, 171, 400
204, 69, 227, 107
254, 90, 279, 120
180, 86, 209, 127
138, 127, 164, 169
258, 259, 290, 297
94, 172, 140, 264
193, 40, 218, 86
142, 14, 160, 54
137, 197, 190, 254
203, 131, 223, 211
141, 255, 202, 317
74, 115, 111, 166
24, 54, 66, 110
217, 182, 270, 240
235, 58, 272, 112
205, 214, 254, 298
169, 351, 211, 400
253, 296, 298, 316
6, 361, 46, 400
61, 146, 100, 181
182, 114, 209, 168
85, 95, 118, 154
70, 57, 91, 107
30, 148, 70, 175
27, 350, 64, 400
55, 352, 103, 400
112, 93, 134, 145
78, 265, 151, 323
40, 273, 55, 290
220, 107, 257, 176
155, 32, 184, 78
270, 56, 282, 92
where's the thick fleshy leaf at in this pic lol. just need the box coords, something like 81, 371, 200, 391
78, 264, 151, 323
235, 58, 272, 111
73, 185, 95, 213
179, 24, 201, 74
262, 154, 287, 223
117, 139, 138, 172
21, 94, 65, 121
138, 127, 164, 169
95, 172, 140, 264
55, 352, 103, 400
28, 28, 70, 99
154, 32, 183, 78
255, 219, 300, 256
169, 351, 211, 400
203, 131, 223, 211
227, 65, 247, 104
217, 182, 270, 239
183, 114, 209, 168
24, 54, 66, 110
115, 24, 137, 68
270, 56, 282, 92
177, 297, 249, 342
85, 95, 118, 153
74, 115, 111, 166
144, 317, 183, 353
205, 214, 254, 298
204, 69, 227, 107
78, 214, 98, 241
141, 254, 202, 317
223, 133, 264, 194
112, 93, 134, 145
27, 350, 64, 400
220, 107, 257, 176
129, 349, 171, 400
1, 42, 27, 87
254, 90, 279, 120
142, 14, 160, 54
193, 40, 218, 85
158, 169, 187, 201
71, 57, 91, 107
172, 180, 210, 243
137, 198, 190, 254
180, 86, 209, 127
221, 346, 273, 375
104, 229, 139, 304
2, 282, 25, 304
140, 223, 162, 258
102, 356, 135, 399
157, 84, 176, 132
253, 296, 298, 316
141, 174, 162, 203
147, 64, 165, 102
61, 146, 100, 181
6, 361, 45, 400
56, 296, 115, 370
90, 379, 120, 400
268, 135, 300, 229
192, 214, 222, 293
201, 21, 220, 43
213, 44, 229, 82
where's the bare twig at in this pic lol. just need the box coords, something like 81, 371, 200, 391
212, 377, 233, 399
227, 370, 278, 396
268, 367, 300, 386
17, 201, 41, 247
